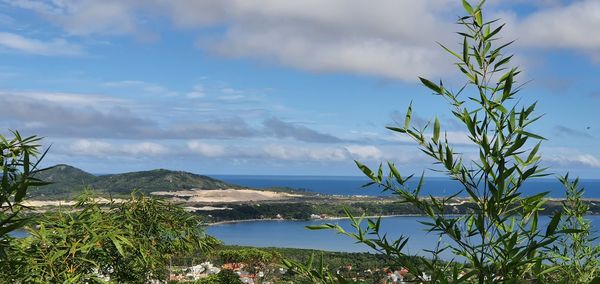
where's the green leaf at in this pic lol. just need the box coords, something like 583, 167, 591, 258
474, 9, 483, 27
306, 224, 336, 230
502, 70, 513, 100
462, 36, 469, 63
517, 130, 547, 140
419, 77, 442, 94
404, 103, 412, 129
546, 212, 561, 237
484, 24, 504, 41
355, 160, 376, 182
462, 0, 474, 14
438, 42, 462, 60
432, 117, 440, 143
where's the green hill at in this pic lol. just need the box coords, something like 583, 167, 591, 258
30, 165, 238, 199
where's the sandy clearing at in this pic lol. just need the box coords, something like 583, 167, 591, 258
151, 188, 301, 203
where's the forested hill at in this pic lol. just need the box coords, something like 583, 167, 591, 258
30, 164, 238, 199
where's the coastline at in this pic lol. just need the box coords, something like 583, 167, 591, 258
207, 213, 437, 226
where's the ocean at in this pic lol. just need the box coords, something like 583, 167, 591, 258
213, 175, 600, 198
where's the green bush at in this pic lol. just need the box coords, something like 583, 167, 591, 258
2, 191, 219, 283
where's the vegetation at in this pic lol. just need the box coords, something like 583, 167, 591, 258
0, 134, 219, 283
192, 269, 243, 284
2, 191, 219, 283
195, 199, 596, 223
549, 175, 600, 283
183, 245, 403, 283
296, 1, 600, 283
0, 131, 48, 259
30, 164, 238, 199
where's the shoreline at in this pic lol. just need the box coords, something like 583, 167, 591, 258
207, 213, 461, 226
206, 211, 600, 226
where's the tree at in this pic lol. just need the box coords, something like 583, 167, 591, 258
301, 0, 595, 283
0, 131, 48, 260
3, 191, 219, 283
195, 269, 243, 284
549, 175, 600, 283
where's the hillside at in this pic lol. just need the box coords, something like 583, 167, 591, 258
93, 169, 235, 195
30, 165, 238, 199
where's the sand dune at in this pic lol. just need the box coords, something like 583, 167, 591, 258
151, 188, 301, 203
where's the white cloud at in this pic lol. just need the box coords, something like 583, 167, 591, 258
122, 142, 169, 156
7, 0, 458, 81
187, 84, 206, 98
262, 144, 347, 161
345, 145, 382, 160
187, 141, 226, 157
68, 139, 113, 156
545, 148, 600, 168
9, 0, 600, 76
103, 80, 176, 96
2, 90, 127, 107
66, 139, 170, 157
500, 0, 600, 57
0, 32, 84, 56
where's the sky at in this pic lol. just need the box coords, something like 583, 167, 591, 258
0, 0, 599, 178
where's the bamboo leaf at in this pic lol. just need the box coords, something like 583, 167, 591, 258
433, 117, 440, 143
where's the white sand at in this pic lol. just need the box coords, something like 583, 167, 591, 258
151, 188, 301, 203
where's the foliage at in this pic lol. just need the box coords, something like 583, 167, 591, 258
194, 269, 243, 284
549, 175, 600, 283
4, 194, 130, 283
196, 199, 579, 223
220, 248, 280, 266
197, 245, 397, 283
3, 191, 219, 283
283, 253, 348, 284
296, 1, 594, 283
0, 131, 48, 259
219, 247, 280, 282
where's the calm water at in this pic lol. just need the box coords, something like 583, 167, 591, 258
207, 216, 600, 258
214, 175, 600, 198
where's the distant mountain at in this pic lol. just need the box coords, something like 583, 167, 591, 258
30, 165, 239, 199
93, 169, 235, 194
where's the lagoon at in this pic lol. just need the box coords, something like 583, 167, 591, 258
207, 215, 600, 257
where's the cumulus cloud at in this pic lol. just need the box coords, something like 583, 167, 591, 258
262, 144, 348, 162
501, 0, 600, 58
0, 32, 84, 56
546, 150, 600, 168
8, 0, 600, 76
68, 139, 113, 156
345, 145, 382, 160
6, 0, 458, 80
187, 141, 226, 157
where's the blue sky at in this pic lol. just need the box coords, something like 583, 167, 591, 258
0, 0, 599, 177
